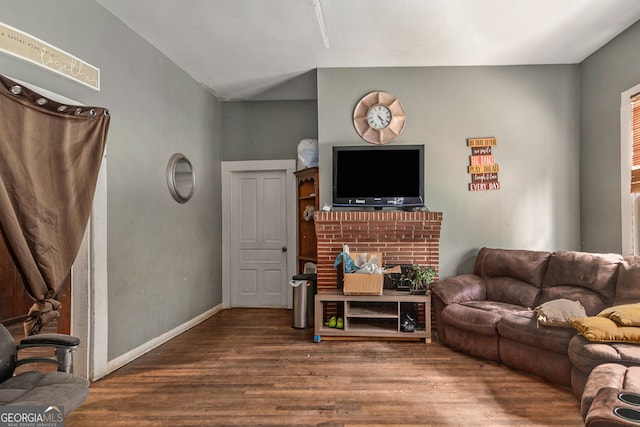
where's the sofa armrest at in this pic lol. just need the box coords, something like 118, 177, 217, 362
431, 274, 486, 304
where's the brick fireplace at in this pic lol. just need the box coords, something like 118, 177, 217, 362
314, 210, 443, 290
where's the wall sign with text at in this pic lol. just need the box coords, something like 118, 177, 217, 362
0, 22, 100, 90
467, 137, 500, 191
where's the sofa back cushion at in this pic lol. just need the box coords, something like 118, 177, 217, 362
474, 247, 551, 285
540, 251, 622, 315
484, 277, 541, 307
614, 256, 640, 305
474, 247, 551, 307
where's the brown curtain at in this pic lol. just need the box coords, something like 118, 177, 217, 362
0, 75, 110, 335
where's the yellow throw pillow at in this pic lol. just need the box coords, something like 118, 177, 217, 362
570, 316, 640, 343
598, 303, 640, 326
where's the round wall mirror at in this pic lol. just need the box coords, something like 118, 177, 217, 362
167, 153, 195, 203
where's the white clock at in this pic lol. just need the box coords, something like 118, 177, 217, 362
366, 104, 392, 130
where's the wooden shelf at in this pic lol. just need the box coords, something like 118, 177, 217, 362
294, 167, 318, 274
314, 290, 431, 343
348, 302, 397, 318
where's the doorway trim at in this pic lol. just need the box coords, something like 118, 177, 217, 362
221, 160, 296, 309
72, 156, 108, 381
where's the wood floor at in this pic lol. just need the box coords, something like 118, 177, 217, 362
66, 308, 584, 426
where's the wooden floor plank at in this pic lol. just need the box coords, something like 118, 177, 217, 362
66, 308, 583, 426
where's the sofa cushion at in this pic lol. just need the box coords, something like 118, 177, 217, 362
568, 335, 640, 373
499, 311, 577, 354
541, 251, 622, 315
599, 302, 640, 326
474, 247, 551, 288
615, 256, 640, 305
441, 300, 527, 336
485, 277, 540, 308
534, 298, 587, 327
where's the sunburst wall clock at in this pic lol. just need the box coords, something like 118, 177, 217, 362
353, 91, 406, 144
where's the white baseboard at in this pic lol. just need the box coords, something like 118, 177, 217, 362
102, 304, 225, 378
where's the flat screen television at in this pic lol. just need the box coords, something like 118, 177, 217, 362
332, 144, 424, 209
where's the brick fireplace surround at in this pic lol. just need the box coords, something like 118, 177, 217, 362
314, 210, 443, 291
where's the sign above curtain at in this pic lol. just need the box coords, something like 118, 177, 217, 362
0, 75, 110, 335
0, 21, 100, 90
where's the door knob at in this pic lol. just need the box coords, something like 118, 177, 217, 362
282, 247, 287, 252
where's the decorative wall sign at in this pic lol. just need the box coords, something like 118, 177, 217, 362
0, 22, 100, 90
467, 138, 497, 147
467, 137, 500, 191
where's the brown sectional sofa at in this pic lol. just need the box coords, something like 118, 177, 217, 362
431, 247, 640, 399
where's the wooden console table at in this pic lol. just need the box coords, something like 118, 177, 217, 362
313, 290, 431, 343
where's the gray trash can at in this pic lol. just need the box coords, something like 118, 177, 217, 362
290, 273, 316, 329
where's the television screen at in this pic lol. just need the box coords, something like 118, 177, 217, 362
332, 145, 424, 209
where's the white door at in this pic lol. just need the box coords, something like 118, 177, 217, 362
230, 170, 289, 307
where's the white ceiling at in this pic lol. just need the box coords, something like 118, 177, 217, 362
97, 0, 640, 101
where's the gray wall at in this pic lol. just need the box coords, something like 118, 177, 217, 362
222, 100, 317, 161
580, 20, 640, 253
0, 1, 223, 360
318, 66, 581, 277
1, 0, 635, 365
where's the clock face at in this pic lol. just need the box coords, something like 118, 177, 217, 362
367, 105, 392, 130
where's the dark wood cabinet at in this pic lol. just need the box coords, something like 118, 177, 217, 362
294, 167, 319, 274
0, 230, 70, 334
0, 230, 33, 324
